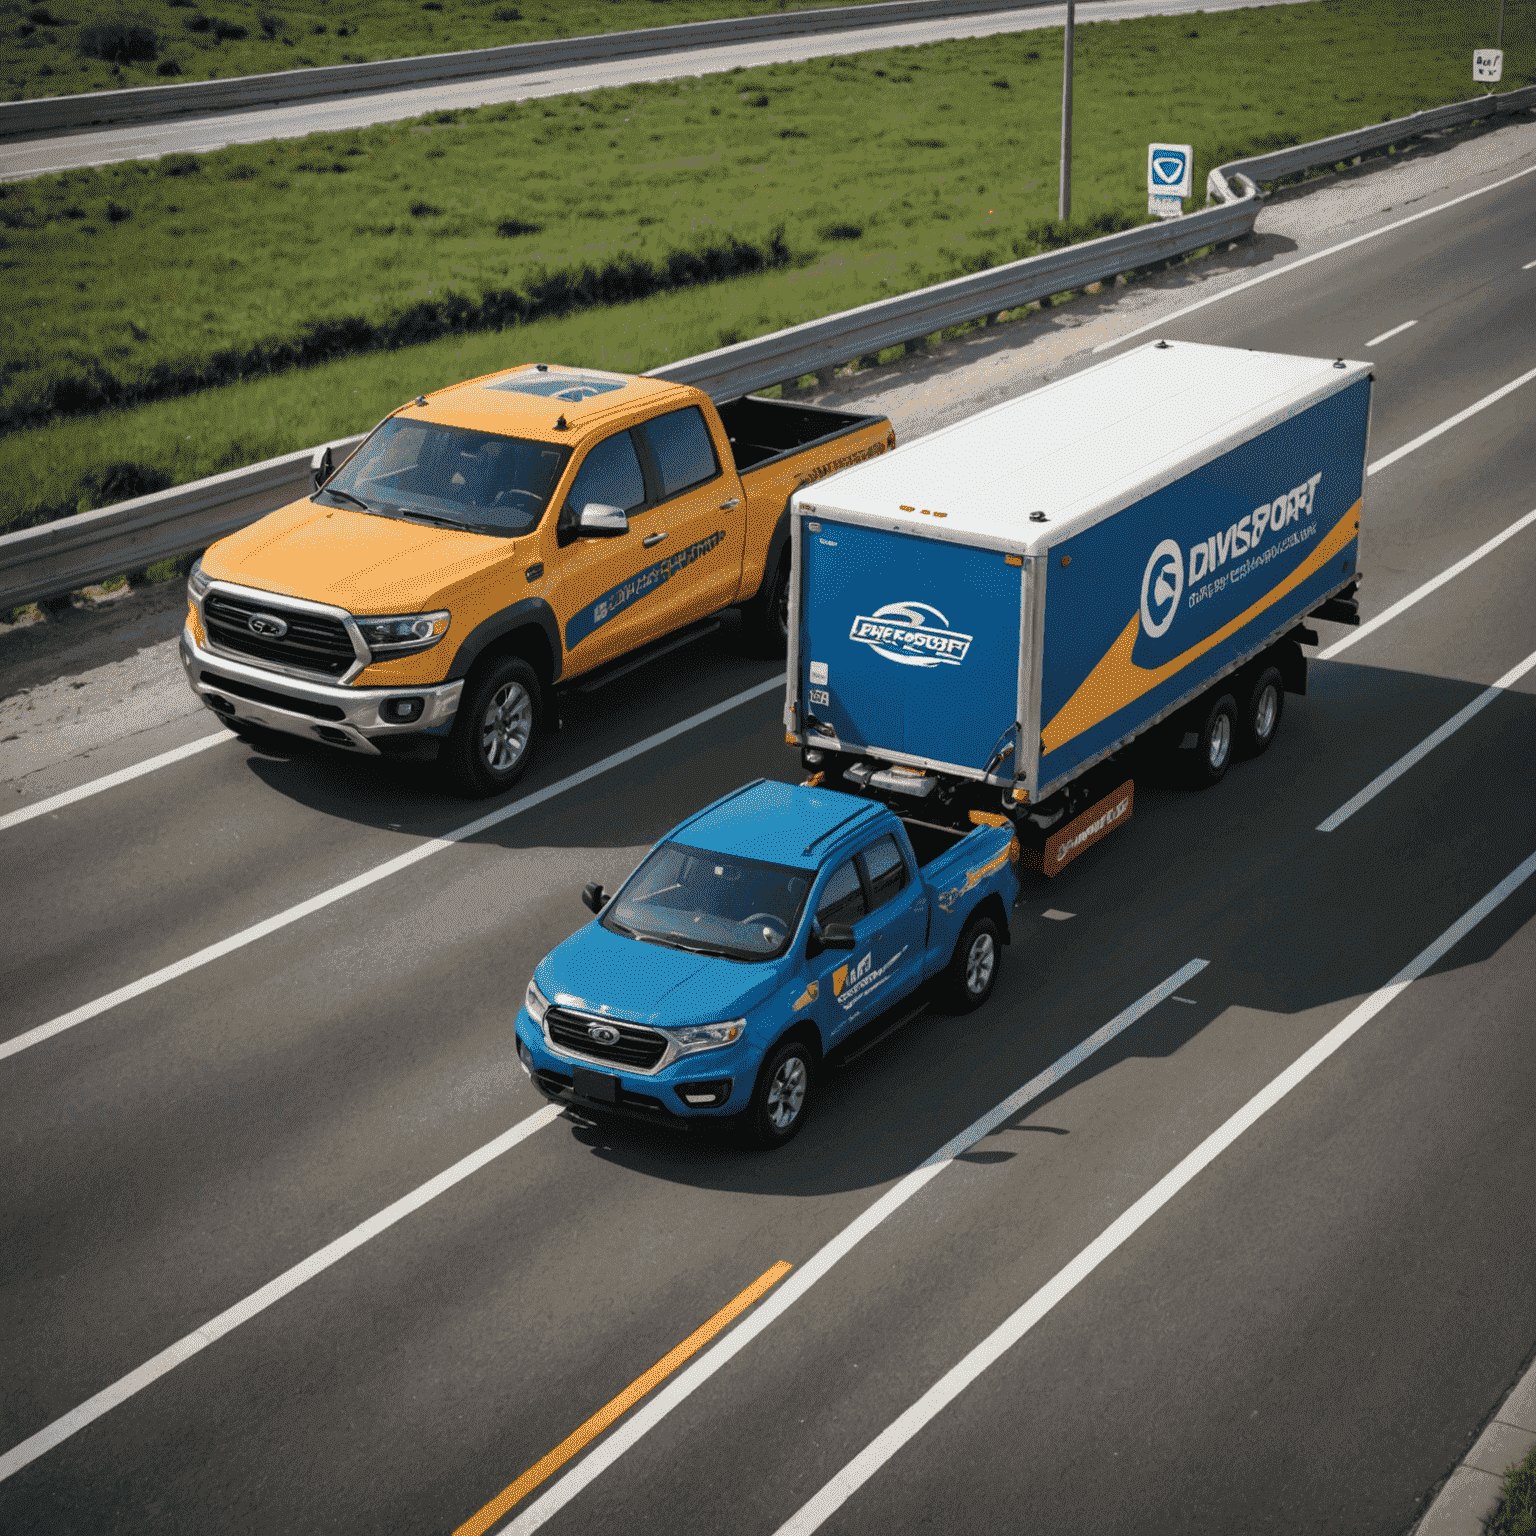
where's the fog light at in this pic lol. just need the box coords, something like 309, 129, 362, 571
382, 696, 425, 723
516, 1038, 532, 1077
674, 1078, 732, 1108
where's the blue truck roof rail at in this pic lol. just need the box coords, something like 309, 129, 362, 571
668, 778, 769, 839
802, 801, 881, 858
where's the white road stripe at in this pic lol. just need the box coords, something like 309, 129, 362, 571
0, 731, 235, 834
1523, 259, 1536, 270
1092, 163, 1536, 355
1367, 363, 1536, 477
0, 676, 782, 1064
1318, 506, 1536, 661
0, 1103, 562, 1485
1317, 647, 1536, 832
498, 958, 1208, 1534
774, 849, 1536, 1535
1364, 318, 1417, 347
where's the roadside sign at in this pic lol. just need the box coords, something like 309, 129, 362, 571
1147, 142, 1193, 199
1474, 48, 1503, 82
1148, 194, 1183, 219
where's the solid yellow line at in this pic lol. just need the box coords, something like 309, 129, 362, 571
454, 1260, 793, 1536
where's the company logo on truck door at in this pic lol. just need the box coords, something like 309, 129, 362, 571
849, 602, 973, 668
565, 530, 726, 650
1136, 473, 1323, 638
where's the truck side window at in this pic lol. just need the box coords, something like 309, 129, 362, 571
860, 835, 908, 913
563, 431, 646, 531
816, 858, 866, 928
637, 407, 721, 499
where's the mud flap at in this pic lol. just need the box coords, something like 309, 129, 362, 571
1019, 781, 1134, 877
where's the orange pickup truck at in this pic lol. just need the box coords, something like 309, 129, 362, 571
180, 363, 893, 794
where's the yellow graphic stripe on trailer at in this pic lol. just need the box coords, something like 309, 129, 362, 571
1041, 499, 1361, 754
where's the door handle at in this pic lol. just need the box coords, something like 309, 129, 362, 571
719, 498, 740, 510
642, 530, 668, 548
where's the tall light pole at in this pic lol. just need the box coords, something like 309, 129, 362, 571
1059, 0, 1075, 223
1497, 0, 1505, 48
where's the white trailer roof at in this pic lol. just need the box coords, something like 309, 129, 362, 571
799, 340, 1372, 555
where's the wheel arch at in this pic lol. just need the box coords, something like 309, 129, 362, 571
446, 598, 561, 690
966, 892, 1012, 946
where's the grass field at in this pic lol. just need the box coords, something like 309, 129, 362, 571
2, 0, 1523, 541
0, 0, 894, 101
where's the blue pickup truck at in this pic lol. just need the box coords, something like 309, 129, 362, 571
514, 778, 1019, 1145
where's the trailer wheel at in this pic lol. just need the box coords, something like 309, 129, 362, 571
942, 912, 1001, 1013
1186, 693, 1237, 789
1239, 666, 1285, 758
746, 1035, 815, 1148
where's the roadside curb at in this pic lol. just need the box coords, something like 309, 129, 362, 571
1415, 1352, 1536, 1535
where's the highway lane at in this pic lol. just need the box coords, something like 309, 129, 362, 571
0, 0, 1313, 181
3, 137, 1535, 1533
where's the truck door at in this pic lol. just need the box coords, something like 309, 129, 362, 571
626, 405, 745, 642
811, 837, 925, 1043
554, 429, 658, 671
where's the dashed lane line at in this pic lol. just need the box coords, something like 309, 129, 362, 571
1365, 319, 1417, 347
0, 1102, 563, 1485
1317, 646, 1536, 832
774, 847, 1536, 1535
0, 730, 235, 834
495, 958, 1208, 1534
1366, 362, 1536, 477
0, 676, 782, 1065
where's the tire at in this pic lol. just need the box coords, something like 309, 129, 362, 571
1185, 692, 1238, 789
745, 1035, 815, 1148
1238, 666, 1285, 758
441, 655, 541, 798
942, 912, 1001, 1014
739, 550, 790, 659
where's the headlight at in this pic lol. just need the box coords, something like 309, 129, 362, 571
187, 557, 212, 600
355, 611, 450, 658
667, 1020, 745, 1057
525, 980, 550, 1026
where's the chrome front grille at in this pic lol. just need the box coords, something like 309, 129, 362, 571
546, 1008, 667, 1070
203, 590, 358, 678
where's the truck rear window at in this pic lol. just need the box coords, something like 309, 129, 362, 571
603, 841, 811, 962
321, 420, 571, 536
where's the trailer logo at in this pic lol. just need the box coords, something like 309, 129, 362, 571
1139, 539, 1184, 639
849, 602, 973, 668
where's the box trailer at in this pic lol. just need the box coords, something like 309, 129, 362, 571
784, 340, 1372, 872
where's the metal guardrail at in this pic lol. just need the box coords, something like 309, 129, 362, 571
3, 83, 1532, 612
0, 0, 1058, 141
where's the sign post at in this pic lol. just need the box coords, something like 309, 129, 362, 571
1059, 0, 1075, 224
1147, 142, 1193, 219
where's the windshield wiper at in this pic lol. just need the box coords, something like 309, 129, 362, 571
399, 509, 467, 530
318, 486, 372, 513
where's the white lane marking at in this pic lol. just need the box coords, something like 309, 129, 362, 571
1367, 363, 1536, 477
775, 849, 1536, 1535
1523, 259, 1536, 270
1317, 647, 1536, 832
1041, 909, 1075, 921
0, 677, 782, 1064
1365, 318, 1417, 347
1092, 162, 1536, 354
1319, 506, 1536, 661
0, 1103, 561, 1485
499, 959, 1208, 1534
0, 731, 235, 834
1171, 995, 1198, 1004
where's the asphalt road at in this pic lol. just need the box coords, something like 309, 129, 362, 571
2, 126, 1534, 1535
0, 0, 1313, 181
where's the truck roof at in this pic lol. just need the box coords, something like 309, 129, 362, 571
671, 779, 884, 869
797, 340, 1372, 555
407, 363, 697, 446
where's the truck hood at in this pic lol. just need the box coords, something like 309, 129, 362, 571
537, 924, 782, 1029
203, 498, 512, 612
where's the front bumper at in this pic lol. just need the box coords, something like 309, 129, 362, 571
513, 1007, 752, 1121
180, 628, 463, 755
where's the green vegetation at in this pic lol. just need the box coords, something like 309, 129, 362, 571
2, 0, 1522, 540
0, 0, 896, 101
1487, 1442, 1536, 1536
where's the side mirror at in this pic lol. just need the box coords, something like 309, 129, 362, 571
582, 882, 606, 914
819, 922, 857, 951
577, 502, 628, 537
311, 444, 334, 490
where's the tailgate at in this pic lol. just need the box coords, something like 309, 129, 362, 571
795, 518, 1023, 779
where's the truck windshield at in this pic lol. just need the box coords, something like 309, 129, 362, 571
320, 419, 571, 536
604, 842, 811, 962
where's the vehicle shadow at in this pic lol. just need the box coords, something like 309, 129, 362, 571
515, 658, 1536, 1201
